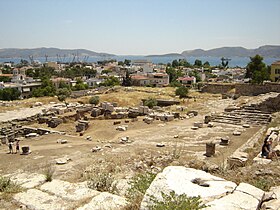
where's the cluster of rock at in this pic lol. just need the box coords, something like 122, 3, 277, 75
90, 102, 196, 123
9, 173, 128, 210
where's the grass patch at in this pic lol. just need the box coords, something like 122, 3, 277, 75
124, 172, 157, 210
251, 177, 275, 191
149, 191, 206, 210
44, 166, 54, 182
0, 176, 21, 193
87, 171, 115, 192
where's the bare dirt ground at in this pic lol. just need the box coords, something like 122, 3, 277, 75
2, 87, 280, 210
0, 89, 262, 183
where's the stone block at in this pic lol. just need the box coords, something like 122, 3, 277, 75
77, 192, 128, 210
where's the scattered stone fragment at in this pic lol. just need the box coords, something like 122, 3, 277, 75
207, 122, 214, 127
228, 151, 248, 168
220, 136, 230, 145
116, 126, 127, 131
56, 139, 68, 144
120, 136, 129, 143
144, 117, 154, 124
156, 143, 165, 147
253, 156, 272, 165
91, 146, 102, 152
194, 122, 203, 128
55, 157, 71, 165
173, 135, 179, 138
233, 130, 241, 136
191, 126, 199, 130
25, 133, 38, 138
243, 124, 250, 128
104, 144, 112, 148
86, 136, 92, 141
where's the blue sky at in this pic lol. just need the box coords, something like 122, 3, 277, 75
0, 0, 279, 55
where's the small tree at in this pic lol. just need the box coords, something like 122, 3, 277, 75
144, 97, 158, 108
245, 54, 269, 84
89, 96, 100, 105
122, 70, 132, 86
175, 86, 189, 98
57, 88, 71, 103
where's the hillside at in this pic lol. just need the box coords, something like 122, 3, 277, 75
0, 47, 115, 58
181, 45, 280, 57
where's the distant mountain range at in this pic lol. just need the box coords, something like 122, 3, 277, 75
0, 47, 114, 58
0, 45, 279, 58
180, 45, 280, 58
146, 45, 280, 58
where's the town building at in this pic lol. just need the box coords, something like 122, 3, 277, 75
270, 61, 280, 82
177, 76, 196, 86
132, 60, 153, 73
131, 73, 169, 87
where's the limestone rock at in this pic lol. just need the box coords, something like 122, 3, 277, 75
91, 146, 102, 152
156, 143, 165, 147
140, 166, 236, 210
77, 192, 128, 210
270, 186, 280, 199
262, 199, 280, 210
14, 189, 67, 210
253, 156, 272, 165
9, 173, 46, 189
243, 124, 250, 128
55, 157, 71, 165
40, 179, 99, 201
236, 182, 264, 201
233, 130, 241, 136
116, 126, 127, 131
205, 190, 260, 210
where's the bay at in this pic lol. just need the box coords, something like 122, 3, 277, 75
0, 55, 279, 68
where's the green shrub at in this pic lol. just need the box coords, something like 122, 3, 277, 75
175, 86, 189, 98
44, 166, 54, 182
252, 177, 273, 191
0, 176, 21, 193
144, 98, 158, 108
149, 191, 206, 210
126, 172, 157, 210
89, 96, 100, 105
87, 172, 114, 192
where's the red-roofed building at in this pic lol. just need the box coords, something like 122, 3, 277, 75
177, 76, 196, 86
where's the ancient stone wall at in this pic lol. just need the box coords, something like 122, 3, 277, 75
201, 83, 235, 94
201, 83, 280, 96
235, 83, 280, 96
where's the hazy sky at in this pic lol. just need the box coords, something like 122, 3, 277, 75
0, 0, 279, 55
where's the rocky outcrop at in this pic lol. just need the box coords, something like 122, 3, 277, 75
77, 192, 128, 210
140, 166, 266, 210
140, 166, 237, 210
261, 186, 280, 209
12, 174, 129, 210
40, 179, 99, 201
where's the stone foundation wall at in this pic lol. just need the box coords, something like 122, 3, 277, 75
201, 83, 235, 94
201, 83, 280, 96
235, 83, 280, 96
